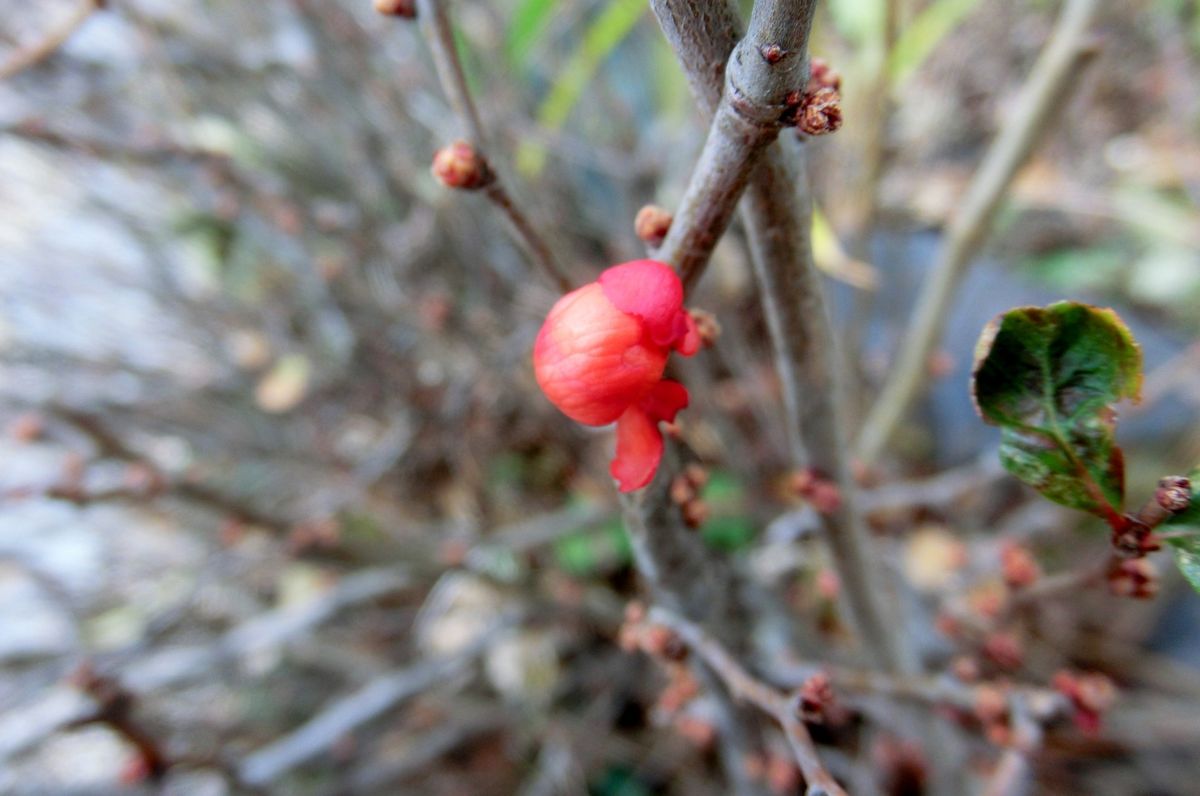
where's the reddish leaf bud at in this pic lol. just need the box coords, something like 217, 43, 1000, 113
640, 624, 687, 662
431, 140, 492, 190
534, 260, 700, 491
807, 57, 842, 92
1108, 557, 1158, 599
634, 204, 673, 247
797, 87, 843, 136
982, 632, 1024, 670
688, 309, 721, 348
683, 462, 709, 489
669, 474, 696, 506
681, 498, 710, 529
8, 412, 44, 442
1000, 542, 1041, 589
1156, 475, 1192, 513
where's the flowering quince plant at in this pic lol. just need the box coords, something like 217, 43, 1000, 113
533, 260, 700, 492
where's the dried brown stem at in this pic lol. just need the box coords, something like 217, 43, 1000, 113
855, 0, 1101, 463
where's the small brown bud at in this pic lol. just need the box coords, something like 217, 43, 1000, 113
688, 309, 721, 348
982, 632, 1024, 670
1000, 542, 1041, 589
1111, 517, 1159, 558
670, 474, 696, 506
765, 755, 801, 795
8, 412, 44, 442
1156, 475, 1192, 513
635, 204, 673, 246
815, 568, 840, 600
789, 467, 842, 514
374, 0, 416, 18
431, 140, 492, 190
973, 684, 1009, 725
796, 672, 844, 725
807, 57, 841, 92
641, 624, 687, 661
797, 87, 843, 136
673, 715, 716, 750
1053, 670, 1117, 734
1108, 557, 1158, 599
951, 656, 980, 683
683, 462, 709, 489
681, 498, 710, 529
760, 44, 786, 64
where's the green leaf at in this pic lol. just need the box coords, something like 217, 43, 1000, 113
518, 0, 646, 176
888, 0, 983, 85
1169, 536, 1200, 595
505, 0, 559, 67
971, 302, 1143, 520
552, 519, 631, 577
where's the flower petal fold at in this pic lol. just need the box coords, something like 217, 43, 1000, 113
611, 405, 663, 493
599, 260, 693, 351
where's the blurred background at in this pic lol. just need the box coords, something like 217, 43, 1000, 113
1, 0, 1198, 793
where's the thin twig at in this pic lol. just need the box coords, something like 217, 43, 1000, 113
855, 0, 1101, 463
0, 0, 104, 80
651, 608, 847, 796
410, 0, 573, 293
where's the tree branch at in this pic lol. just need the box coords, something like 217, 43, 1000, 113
410, 0, 573, 293
650, 0, 918, 677
654, 0, 817, 291
0, 0, 104, 80
651, 608, 847, 796
854, 0, 1102, 463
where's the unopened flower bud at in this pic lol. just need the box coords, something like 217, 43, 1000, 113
681, 498, 710, 529
807, 57, 842, 92
982, 631, 1024, 670
374, 0, 416, 18
431, 140, 492, 190
1108, 557, 1158, 599
797, 87, 843, 136
634, 204, 673, 247
1000, 542, 1041, 589
687, 309, 721, 348
1156, 475, 1192, 513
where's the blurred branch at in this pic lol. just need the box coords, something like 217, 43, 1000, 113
410, 0, 573, 293
982, 696, 1042, 796
651, 607, 846, 796
342, 707, 506, 794
855, 0, 1102, 463
237, 613, 517, 786
0, 0, 104, 80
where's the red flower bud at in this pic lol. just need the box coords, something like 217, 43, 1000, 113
533, 260, 700, 491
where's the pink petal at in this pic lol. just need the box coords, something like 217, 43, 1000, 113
599, 260, 685, 348
639, 379, 689, 423
611, 405, 664, 492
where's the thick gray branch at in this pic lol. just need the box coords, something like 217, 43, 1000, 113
655, 0, 817, 290
651, 0, 917, 676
